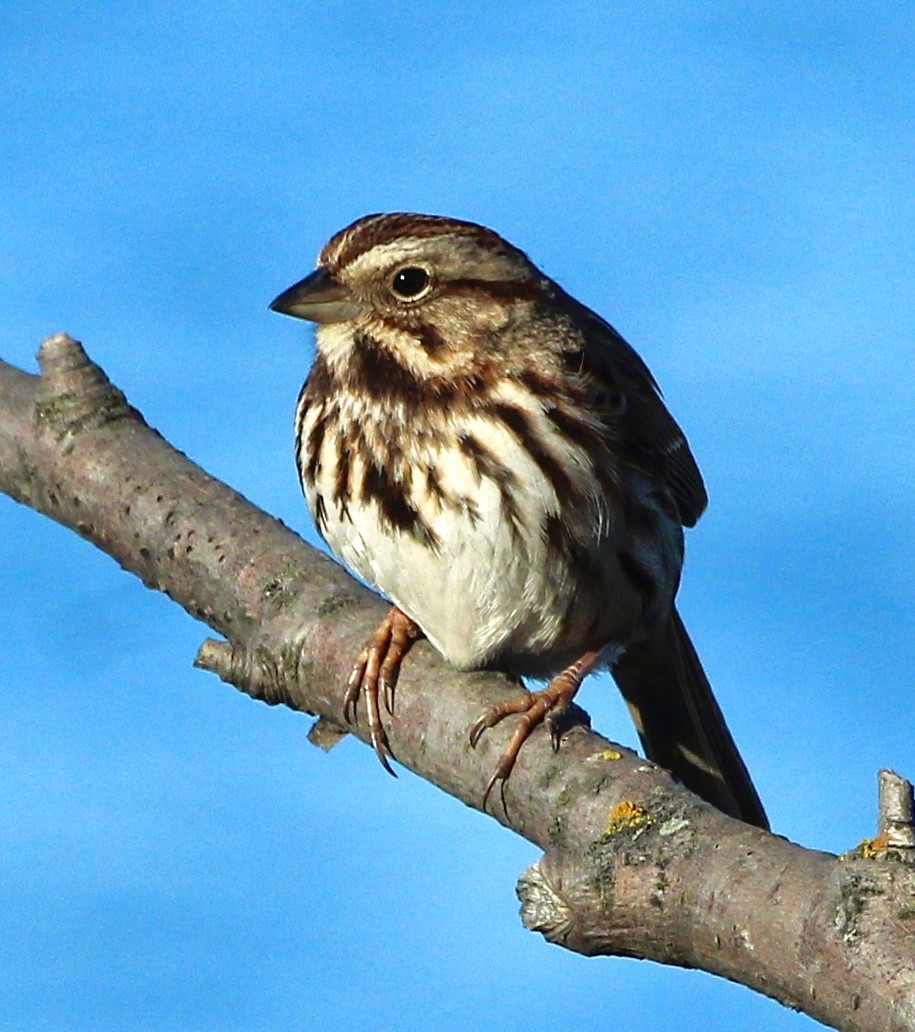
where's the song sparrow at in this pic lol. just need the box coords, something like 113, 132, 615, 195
270, 213, 769, 829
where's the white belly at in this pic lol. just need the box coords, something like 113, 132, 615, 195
306, 411, 612, 672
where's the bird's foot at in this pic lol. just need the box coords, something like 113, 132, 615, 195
470, 648, 605, 808
345, 606, 421, 775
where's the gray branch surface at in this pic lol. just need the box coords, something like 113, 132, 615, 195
2, 334, 914, 1032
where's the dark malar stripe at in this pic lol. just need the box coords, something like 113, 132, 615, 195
350, 332, 421, 398
346, 331, 451, 411
347, 331, 487, 412
415, 322, 447, 354
377, 315, 447, 356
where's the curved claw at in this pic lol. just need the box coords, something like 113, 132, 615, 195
370, 726, 398, 778
344, 664, 364, 724
470, 647, 606, 807
481, 769, 508, 813
468, 713, 493, 749
343, 606, 421, 776
380, 678, 396, 717
545, 708, 566, 752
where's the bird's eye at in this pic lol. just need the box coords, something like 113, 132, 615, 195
390, 266, 431, 300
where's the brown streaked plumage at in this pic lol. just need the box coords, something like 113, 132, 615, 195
271, 212, 768, 829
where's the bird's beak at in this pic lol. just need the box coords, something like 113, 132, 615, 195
269, 268, 364, 324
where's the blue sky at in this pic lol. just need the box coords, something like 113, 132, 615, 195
1, 4, 913, 1030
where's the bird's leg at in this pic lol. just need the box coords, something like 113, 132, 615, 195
344, 606, 421, 776
470, 647, 607, 808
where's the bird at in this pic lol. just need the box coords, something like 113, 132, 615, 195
270, 212, 768, 829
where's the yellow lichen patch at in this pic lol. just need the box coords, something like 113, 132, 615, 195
598, 749, 623, 761
605, 800, 651, 835
853, 832, 892, 860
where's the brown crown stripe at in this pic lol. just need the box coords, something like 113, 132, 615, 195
322, 213, 514, 271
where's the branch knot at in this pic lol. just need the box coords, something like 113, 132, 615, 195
36, 333, 136, 439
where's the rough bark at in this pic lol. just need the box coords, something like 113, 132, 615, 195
2, 334, 913, 1032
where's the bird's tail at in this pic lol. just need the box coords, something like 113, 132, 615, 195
612, 607, 769, 829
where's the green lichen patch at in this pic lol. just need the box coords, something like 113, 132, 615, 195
835, 872, 883, 946
316, 591, 363, 618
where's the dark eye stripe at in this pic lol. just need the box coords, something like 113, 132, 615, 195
444, 278, 543, 302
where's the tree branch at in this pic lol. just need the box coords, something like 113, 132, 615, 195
2, 334, 913, 1032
